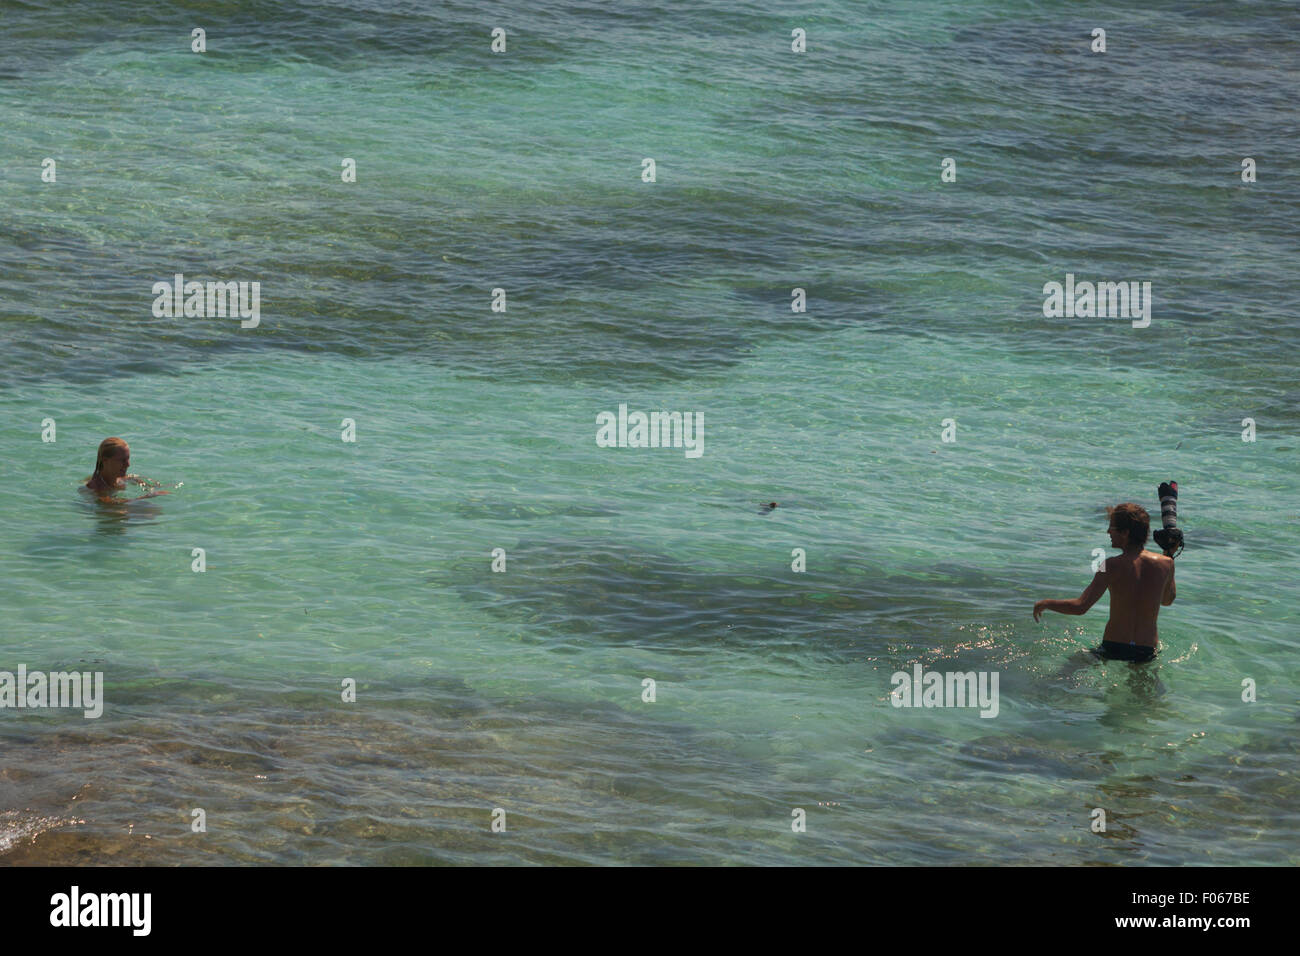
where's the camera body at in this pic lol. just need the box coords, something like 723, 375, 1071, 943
1152, 480, 1183, 556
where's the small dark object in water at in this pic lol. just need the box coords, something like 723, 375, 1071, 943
759, 501, 778, 514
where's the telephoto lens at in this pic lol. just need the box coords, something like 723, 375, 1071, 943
1152, 481, 1183, 555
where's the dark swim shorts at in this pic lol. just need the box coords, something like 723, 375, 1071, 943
1091, 640, 1157, 663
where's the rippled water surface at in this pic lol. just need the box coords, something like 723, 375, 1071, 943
1, 0, 1297, 865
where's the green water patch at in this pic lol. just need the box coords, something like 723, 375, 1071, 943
0, 670, 863, 865
438, 534, 1015, 662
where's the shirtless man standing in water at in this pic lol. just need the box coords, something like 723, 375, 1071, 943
83, 437, 170, 502
1033, 502, 1175, 662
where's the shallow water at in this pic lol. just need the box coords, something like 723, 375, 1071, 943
1, 0, 1297, 865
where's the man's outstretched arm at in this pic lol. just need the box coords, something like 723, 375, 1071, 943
1034, 571, 1108, 621
1161, 556, 1176, 605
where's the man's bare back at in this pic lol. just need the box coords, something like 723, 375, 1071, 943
1034, 502, 1176, 661
1098, 550, 1175, 646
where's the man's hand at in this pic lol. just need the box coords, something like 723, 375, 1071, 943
1034, 574, 1107, 621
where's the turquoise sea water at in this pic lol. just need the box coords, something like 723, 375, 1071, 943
2, 0, 1297, 864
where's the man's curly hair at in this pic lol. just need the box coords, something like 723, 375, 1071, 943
1107, 502, 1150, 548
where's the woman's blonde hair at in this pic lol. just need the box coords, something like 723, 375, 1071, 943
91, 437, 129, 477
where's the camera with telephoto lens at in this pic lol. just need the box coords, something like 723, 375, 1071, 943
1152, 481, 1183, 557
